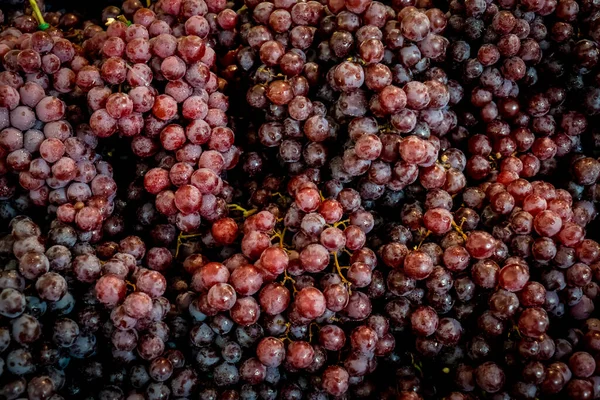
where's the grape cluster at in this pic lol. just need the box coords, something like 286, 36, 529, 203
3, 0, 600, 399
0, 26, 118, 235
377, 174, 600, 396
442, 0, 590, 184
69, 3, 243, 233
231, 0, 466, 207
176, 173, 396, 397
0, 217, 119, 399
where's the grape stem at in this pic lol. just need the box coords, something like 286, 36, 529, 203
488, 154, 500, 171
451, 217, 468, 241
227, 204, 257, 218
508, 325, 522, 339
410, 353, 423, 377
64, 29, 84, 43
257, 66, 286, 80
333, 219, 350, 229
29, 0, 49, 30
345, 56, 367, 66
271, 192, 287, 201
439, 155, 452, 170
308, 321, 320, 343
279, 322, 292, 342
116, 15, 132, 26
105, 15, 131, 27
175, 232, 203, 258
270, 227, 287, 249
378, 122, 393, 133
332, 252, 352, 294
415, 230, 431, 250
281, 270, 297, 294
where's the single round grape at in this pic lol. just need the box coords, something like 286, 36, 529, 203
286, 341, 314, 369
322, 366, 349, 396
404, 250, 434, 280
0, 288, 26, 317
207, 283, 237, 311
257, 337, 285, 367
259, 283, 291, 315
466, 231, 496, 259
411, 306, 439, 336
35, 272, 67, 301
295, 287, 326, 319
475, 362, 505, 393
123, 291, 153, 319
53, 318, 79, 348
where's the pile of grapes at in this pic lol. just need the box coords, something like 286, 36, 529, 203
2, 0, 600, 398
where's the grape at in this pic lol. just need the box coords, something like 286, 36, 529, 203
53, 318, 79, 347
411, 306, 439, 337
350, 325, 378, 355
404, 250, 434, 280
207, 283, 236, 311
293, 288, 325, 320
35, 272, 67, 301
0, 288, 26, 317
230, 297, 261, 326
286, 341, 315, 369
256, 337, 285, 367
343, 291, 372, 320
230, 264, 263, 296
499, 263, 530, 292
36, 96, 65, 122
474, 362, 506, 393
95, 274, 127, 307
259, 283, 291, 315
214, 363, 239, 386
138, 333, 165, 360
192, 262, 230, 291
136, 270, 167, 298
19, 252, 50, 280
322, 366, 349, 395
466, 231, 496, 259
123, 292, 153, 319
239, 358, 267, 384
12, 314, 42, 344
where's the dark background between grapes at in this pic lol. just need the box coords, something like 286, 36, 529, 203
2, 0, 600, 397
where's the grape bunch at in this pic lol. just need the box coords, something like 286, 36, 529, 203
74, 2, 244, 234
230, 0, 466, 208
0, 27, 118, 235
175, 174, 397, 397
442, 0, 598, 188
3, 0, 600, 398
0, 217, 122, 399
